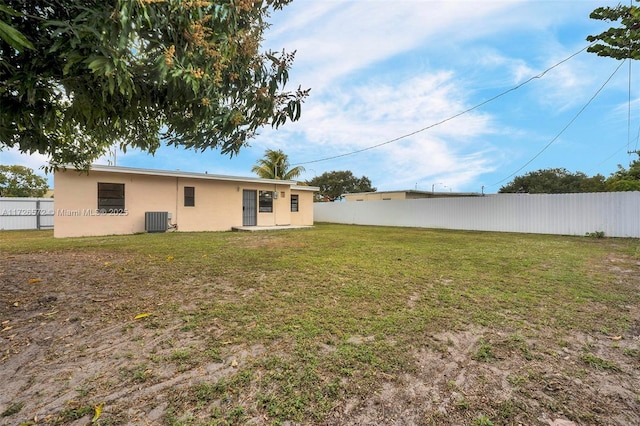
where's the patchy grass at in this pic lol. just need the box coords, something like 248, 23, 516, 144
581, 352, 622, 371
1, 225, 639, 425
1, 402, 23, 417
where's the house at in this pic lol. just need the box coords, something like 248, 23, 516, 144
343, 190, 483, 202
53, 165, 318, 238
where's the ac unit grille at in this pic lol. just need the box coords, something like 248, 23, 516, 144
145, 212, 168, 233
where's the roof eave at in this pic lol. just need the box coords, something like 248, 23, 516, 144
59, 164, 299, 186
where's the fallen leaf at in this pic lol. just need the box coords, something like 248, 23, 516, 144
134, 313, 151, 320
28, 278, 42, 284
104, 261, 110, 266
610, 335, 622, 341
91, 402, 103, 423
231, 359, 238, 367
166, 255, 174, 262
2, 326, 13, 332
13, 302, 19, 307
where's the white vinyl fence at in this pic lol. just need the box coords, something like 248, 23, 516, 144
0, 198, 55, 230
314, 192, 640, 238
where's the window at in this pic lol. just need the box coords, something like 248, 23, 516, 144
259, 190, 273, 212
291, 194, 299, 212
184, 186, 195, 207
97, 183, 125, 212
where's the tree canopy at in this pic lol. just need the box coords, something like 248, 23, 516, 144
606, 158, 640, 191
499, 168, 606, 194
251, 148, 304, 180
0, 165, 49, 197
0, 0, 308, 170
307, 170, 376, 201
587, 1, 640, 60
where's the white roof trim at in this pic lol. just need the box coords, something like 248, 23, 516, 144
62, 164, 317, 189
292, 185, 320, 192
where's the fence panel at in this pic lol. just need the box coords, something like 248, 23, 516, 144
314, 192, 640, 238
0, 198, 55, 230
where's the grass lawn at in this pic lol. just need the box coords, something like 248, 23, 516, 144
1, 224, 639, 425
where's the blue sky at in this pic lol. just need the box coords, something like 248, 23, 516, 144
3, 0, 639, 193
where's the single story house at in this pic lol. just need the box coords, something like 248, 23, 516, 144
343, 190, 483, 202
54, 165, 318, 238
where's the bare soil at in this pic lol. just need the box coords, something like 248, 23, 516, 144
1, 251, 639, 425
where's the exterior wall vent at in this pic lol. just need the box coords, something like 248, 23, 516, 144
145, 211, 169, 233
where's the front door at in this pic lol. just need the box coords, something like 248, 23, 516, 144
242, 190, 257, 226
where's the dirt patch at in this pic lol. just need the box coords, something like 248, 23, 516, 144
0, 252, 263, 425
2, 251, 640, 425
327, 327, 640, 425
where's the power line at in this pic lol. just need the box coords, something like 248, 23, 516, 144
632, 73, 640, 154
628, 0, 639, 155
489, 59, 627, 187
584, 142, 629, 175
291, 44, 594, 167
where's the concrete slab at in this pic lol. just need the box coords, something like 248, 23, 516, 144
231, 225, 314, 232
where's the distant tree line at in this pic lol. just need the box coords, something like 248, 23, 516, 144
499, 159, 640, 193
307, 170, 375, 202
0, 165, 49, 197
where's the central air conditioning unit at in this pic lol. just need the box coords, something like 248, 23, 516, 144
145, 211, 169, 233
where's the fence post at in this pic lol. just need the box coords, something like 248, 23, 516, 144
36, 199, 41, 230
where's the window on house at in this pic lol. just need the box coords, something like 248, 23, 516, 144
259, 190, 273, 212
291, 194, 299, 212
97, 182, 125, 212
184, 186, 195, 207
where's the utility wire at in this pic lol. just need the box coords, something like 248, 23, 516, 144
584, 142, 629, 175
489, 59, 627, 187
628, 52, 632, 153
291, 44, 594, 167
630, 0, 639, 154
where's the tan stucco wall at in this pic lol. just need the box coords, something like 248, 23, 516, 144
290, 190, 315, 225
54, 169, 315, 238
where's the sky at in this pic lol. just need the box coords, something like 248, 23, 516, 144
3, 0, 640, 194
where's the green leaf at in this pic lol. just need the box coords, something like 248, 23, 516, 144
0, 5, 23, 17
0, 20, 34, 51
87, 57, 111, 74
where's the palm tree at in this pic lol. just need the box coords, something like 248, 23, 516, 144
251, 149, 305, 180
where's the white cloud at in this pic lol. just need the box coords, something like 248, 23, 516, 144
260, 67, 499, 190
268, 1, 522, 91
1, 147, 50, 174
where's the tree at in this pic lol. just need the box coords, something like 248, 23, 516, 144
0, 1, 309, 170
499, 168, 606, 194
251, 149, 304, 180
587, 1, 640, 60
307, 170, 376, 201
605, 158, 640, 191
0, 165, 48, 197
